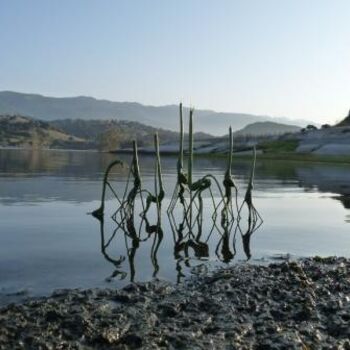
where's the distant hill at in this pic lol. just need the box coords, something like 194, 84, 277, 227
52, 119, 213, 151
0, 115, 213, 151
0, 91, 312, 136
0, 115, 88, 149
337, 110, 350, 126
233, 121, 301, 137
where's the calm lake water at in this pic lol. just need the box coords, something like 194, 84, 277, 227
0, 148, 349, 304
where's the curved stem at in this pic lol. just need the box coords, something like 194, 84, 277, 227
92, 159, 124, 219
188, 108, 194, 228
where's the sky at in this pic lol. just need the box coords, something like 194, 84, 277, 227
0, 0, 349, 124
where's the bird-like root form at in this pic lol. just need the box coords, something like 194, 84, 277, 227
92, 102, 264, 275
91, 159, 124, 220
110, 140, 153, 232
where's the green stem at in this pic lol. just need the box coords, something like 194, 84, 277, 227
188, 108, 194, 228
249, 146, 256, 189
155, 132, 164, 198
188, 108, 193, 187
228, 126, 233, 176
154, 133, 162, 222
179, 103, 184, 172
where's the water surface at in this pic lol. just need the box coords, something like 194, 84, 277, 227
0, 149, 349, 304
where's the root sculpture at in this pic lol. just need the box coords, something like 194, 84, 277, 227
92, 102, 263, 275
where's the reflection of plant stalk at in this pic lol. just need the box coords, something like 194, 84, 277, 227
125, 213, 140, 282
98, 217, 127, 281
215, 228, 235, 263
151, 227, 163, 277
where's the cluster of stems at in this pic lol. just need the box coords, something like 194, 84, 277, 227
167, 104, 261, 237
92, 102, 263, 281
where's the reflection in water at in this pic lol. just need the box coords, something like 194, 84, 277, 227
97, 213, 164, 283
92, 108, 264, 283
98, 218, 127, 282
96, 208, 262, 284
93, 142, 262, 282
1, 148, 350, 300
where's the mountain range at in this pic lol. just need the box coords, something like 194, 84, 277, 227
0, 91, 313, 136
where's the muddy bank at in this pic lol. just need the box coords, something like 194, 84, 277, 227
1, 257, 350, 349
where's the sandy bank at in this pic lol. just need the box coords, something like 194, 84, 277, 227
1, 257, 350, 349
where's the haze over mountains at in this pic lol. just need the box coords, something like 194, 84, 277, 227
0, 91, 313, 136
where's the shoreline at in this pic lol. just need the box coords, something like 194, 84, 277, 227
1, 257, 349, 349
2, 146, 350, 165
112, 150, 350, 166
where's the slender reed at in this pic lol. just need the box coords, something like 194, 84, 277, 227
168, 103, 188, 212
142, 133, 164, 217
188, 108, 194, 228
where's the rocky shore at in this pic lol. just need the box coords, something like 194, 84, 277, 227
1, 257, 350, 349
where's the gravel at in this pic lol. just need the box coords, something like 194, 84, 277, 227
1, 257, 350, 349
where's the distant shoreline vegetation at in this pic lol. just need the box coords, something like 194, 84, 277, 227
0, 113, 299, 151
1, 110, 350, 164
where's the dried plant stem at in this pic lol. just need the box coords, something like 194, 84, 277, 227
94, 104, 264, 271
92, 159, 124, 219
188, 108, 194, 228
142, 133, 164, 217
126, 140, 145, 214
168, 103, 188, 213
213, 126, 238, 223
155, 132, 164, 221
238, 146, 263, 243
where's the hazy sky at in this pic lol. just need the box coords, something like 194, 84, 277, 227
0, 0, 349, 124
